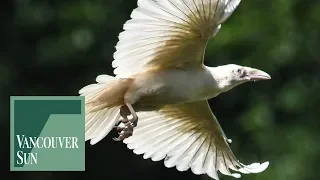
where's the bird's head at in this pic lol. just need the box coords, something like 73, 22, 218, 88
209, 64, 271, 92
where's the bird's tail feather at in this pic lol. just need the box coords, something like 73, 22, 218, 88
79, 74, 132, 145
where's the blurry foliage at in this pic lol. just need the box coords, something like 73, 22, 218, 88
2, 0, 320, 180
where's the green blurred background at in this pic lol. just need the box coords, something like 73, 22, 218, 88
3, 0, 320, 180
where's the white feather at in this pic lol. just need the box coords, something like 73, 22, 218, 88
123, 101, 269, 180
79, 75, 122, 145
112, 0, 242, 78
80, 1, 269, 179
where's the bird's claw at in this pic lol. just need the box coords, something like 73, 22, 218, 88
113, 120, 137, 141
114, 103, 138, 141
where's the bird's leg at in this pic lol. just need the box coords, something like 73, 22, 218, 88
125, 101, 138, 127
113, 102, 138, 141
119, 106, 130, 123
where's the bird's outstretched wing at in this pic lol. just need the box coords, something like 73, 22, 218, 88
123, 100, 269, 179
112, 0, 241, 78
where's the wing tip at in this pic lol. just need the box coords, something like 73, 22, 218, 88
89, 138, 99, 146
258, 161, 270, 172
239, 161, 270, 174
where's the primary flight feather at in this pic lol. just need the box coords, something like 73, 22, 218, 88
79, 0, 271, 179
113, 0, 240, 78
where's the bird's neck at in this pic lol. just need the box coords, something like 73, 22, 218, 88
205, 65, 234, 93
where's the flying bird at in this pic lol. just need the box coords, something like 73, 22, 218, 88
79, 0, 270, 179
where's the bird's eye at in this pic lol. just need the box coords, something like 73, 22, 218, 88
237, 68, 246, 77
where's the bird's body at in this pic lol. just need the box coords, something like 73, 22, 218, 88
126, 66, 219, 107
79, 0, 271, 179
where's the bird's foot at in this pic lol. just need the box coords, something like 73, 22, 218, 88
113, 103, 138, 141
113, 121, 134, 141
113, 116, 138, 141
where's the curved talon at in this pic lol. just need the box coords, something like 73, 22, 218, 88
131, 120, 138, 127
113, 102, 138, 142
113, 137, 123, 141
113, 122, 134, 142
113, 129, 133, 141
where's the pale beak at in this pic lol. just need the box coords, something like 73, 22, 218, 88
245, 67, 271, 81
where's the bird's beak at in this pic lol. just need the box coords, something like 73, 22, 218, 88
244, 67, 271, 81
